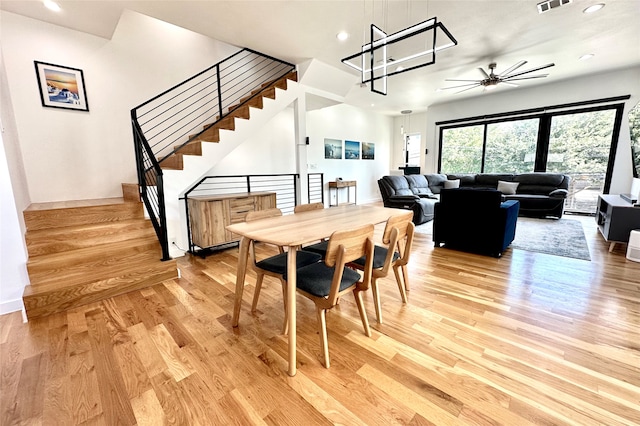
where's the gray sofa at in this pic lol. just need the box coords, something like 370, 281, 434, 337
378, 173, 570, 225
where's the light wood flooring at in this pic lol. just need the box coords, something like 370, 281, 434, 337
1, 214, 639, 425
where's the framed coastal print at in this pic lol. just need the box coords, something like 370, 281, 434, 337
345, 140, 360, 159
324, 138, 343, 159
34, 61, 89, 111
362, 142, 375, 159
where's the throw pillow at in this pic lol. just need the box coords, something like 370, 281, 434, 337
444, 179, 460, 189
497, 180, 519, 195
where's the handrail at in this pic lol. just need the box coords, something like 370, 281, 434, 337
131, 49, 296, 259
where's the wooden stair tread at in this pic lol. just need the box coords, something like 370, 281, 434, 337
22, 196, 177, 320
25, 197, 131, 211
26, 218, 157, 256
22, 259, 177, 319
24, 200, 144, 231
27, 235, 162, 275
27, 249, 170, 291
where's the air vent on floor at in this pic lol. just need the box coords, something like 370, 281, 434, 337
537, 0, 572, 14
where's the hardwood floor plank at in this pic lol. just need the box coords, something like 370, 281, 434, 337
85, 309, 136, 425
3, 214, 640, 425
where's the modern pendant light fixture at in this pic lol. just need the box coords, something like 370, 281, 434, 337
341, 1, 457, 95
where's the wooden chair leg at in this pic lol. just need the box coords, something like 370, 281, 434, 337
353, 290, 371, 337
316, 307, 330, 368
393, 266, 408, 303
370, 279, 383, 324
251, 272, 265, 312
401, 264, 410, 291
280, 279, 288, 335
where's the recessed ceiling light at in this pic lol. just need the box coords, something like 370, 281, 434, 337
579, 53, 595, 60
43, 0, 61, 12
583, 3, 605, 13
336, 32, 349, 41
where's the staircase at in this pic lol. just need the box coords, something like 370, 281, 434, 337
157, 70, 297, 173
22, 190, 178, 320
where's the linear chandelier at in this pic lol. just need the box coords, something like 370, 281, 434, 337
341, 17, 457, 95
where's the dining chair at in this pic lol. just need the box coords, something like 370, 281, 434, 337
293, 202, 324, 213
348, 214, 415, 324
285, 223, 375, 368
246, 208, 322, 333
294, 202, 329, 255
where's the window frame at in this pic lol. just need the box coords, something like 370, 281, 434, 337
437, 99, 627, 194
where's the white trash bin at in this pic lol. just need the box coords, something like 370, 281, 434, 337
627, 229, 640, 262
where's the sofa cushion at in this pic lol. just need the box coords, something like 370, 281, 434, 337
447, 174, 476, 186
444, 179, 460, 189
476, 174, 515, 187
406, 175, 433, 196
497, 180, 519, 195
425, 174, 448, 193
549, 188, 569, 198
382, 175, 413, 196
514, 173, 566, 186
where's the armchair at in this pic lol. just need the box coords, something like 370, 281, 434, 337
433, 189, 520, 257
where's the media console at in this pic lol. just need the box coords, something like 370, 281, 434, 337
596, 194, 640, 252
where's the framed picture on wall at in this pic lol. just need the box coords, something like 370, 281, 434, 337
324, 138, 343, 159
34, 61, 89, 111
345, 140, 360, 159
362, 142, 375, 159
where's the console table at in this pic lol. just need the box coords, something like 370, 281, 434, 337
187, 192, 276, 252
595, 194, 640, 252
329, 180, 357, 207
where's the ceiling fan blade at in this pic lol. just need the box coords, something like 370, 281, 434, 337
440, 82, 482, 90
502, 74, 549, 81
454, 84, 482, 94
445, 79, 483, 82
478, 67, 491, 79
499, 60, 527, 77
501, 81, 519, 87
503, 63, 555, 79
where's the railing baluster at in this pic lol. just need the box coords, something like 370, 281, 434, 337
131, 49, 295, 259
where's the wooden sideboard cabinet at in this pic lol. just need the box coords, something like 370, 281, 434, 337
596, 194, 640, 252
188, 192, 276, 249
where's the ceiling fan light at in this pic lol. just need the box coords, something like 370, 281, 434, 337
485, 84, 498, 91
43, 0, 61, 12
583, 3, 605, 13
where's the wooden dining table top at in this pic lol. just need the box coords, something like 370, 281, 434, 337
226, 204, 413, 246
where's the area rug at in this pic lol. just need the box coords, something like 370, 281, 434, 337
511, 217, 591, 261
414, 216, 591, 261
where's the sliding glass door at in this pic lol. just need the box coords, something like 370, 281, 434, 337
438, 103, 624, 215
546, 109, 617, 213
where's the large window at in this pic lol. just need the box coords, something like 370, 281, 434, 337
440, 125, 484, 173
438, 101, 626, 214
485, 119, 539, 174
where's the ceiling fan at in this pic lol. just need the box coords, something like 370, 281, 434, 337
441, 61, 555, 94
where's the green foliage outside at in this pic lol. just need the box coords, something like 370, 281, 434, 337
629, 103, 640, 176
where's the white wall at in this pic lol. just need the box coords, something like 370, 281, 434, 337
0, 130, 29, 315
422, 66, 640, 194
0, 10, 239, 203
306, 104, 394, 204
204, 102, 394, 205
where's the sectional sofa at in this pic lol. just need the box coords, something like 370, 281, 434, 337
378, 173, 570, 225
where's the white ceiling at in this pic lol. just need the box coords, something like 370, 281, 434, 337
2, 0, 639, 116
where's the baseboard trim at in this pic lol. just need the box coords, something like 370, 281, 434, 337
0, 298, 25, 317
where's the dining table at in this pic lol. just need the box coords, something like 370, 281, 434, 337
226, 204, 413, 376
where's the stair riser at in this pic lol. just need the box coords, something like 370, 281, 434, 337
23, 267, 178, 320
27, 245, 166, 286
26, 221, 157, 257
24, 203, 144, 231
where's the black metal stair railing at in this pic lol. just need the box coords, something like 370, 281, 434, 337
131, 49, 296, 260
